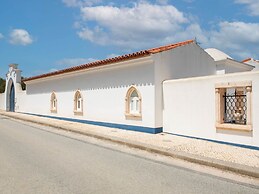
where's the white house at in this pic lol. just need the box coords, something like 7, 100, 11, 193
1, 40, 216, 133
205, 48, 254, 74
242, 58, 259, 71
1, 39, 258, 148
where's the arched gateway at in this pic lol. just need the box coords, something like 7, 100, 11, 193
5, 64, 21, 112
6, 79, 15, 112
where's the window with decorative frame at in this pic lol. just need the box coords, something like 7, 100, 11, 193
215, 81, 252, 131
125, 86, 142, 118
74, 90, 83, 115
50, 92, 57, 113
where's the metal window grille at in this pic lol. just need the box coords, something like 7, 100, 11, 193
223, 91, 247, 125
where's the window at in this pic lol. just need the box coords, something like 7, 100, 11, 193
215, 81, 252, 131
125, 86, 142, 118
50, 92, 57, 113
74, 90, 83, 115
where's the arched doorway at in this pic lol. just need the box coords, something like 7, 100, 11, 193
9, 82, 15, 112
6, 79, 15, 112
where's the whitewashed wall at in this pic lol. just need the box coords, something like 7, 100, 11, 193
0, 93, 4, 110
216, 61, 253, 75
15, 90, 26, 112
153, 43, 216, 128
163, 71, 259, 147
20, 57, 156, 129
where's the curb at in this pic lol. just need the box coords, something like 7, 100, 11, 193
1, 112, 259, 179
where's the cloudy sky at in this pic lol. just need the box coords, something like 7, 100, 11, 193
0, 0, 258, 78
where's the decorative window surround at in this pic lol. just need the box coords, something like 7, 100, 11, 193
50, 92, 57, 113
125, 86, 142, 119
74, 90, 83, 116
215, 81, 252, 131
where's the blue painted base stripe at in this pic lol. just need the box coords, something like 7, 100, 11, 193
165, 132, 259, 151
21, 112, 163, 134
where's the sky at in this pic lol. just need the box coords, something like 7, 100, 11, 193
0, 0, 259, 78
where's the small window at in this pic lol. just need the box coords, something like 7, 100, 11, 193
223, 88, 247, 125
74, 90, 83, 115
215, 82, 252, 131
50, 92, 57, 113
130, 90, 140, 114
125, 86, 142, 118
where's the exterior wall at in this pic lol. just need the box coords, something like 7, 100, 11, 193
0, 93, 4, 110
153, 42, 216, 128
252, 65, 259, 71
15, 90, 27, 112
244, 59, 259, 71
216, 61, 253, 75
20, 57, 157, 131
163, 71, 259, 147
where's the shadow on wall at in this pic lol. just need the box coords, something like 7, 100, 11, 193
26, 62, 154, 95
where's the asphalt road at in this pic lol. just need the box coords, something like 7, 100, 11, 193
0, 115, 258, 194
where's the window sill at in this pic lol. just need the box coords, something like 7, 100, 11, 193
216, 123, 252, 132
125, 113, 142, 120
74, 111, 83, 116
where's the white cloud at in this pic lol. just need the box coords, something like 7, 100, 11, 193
106, 53, 119, 58
62, 0, 102, 7
56, 57, 97, 68
156, 0, 168, 5
0, 33, 4, 39
206, 21, 259, 59
235, 0, 259, 16
64, 1, 259, 60
9, 29, 33, 46
49, 68, 58, 72
56, 54, 124, 68
77, 2, 190, 48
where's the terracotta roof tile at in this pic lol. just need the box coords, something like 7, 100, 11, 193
148, 39, 194, 53
242, 58, 252, 63
23, 40, 194, 82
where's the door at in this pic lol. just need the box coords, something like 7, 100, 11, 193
9, 83, 15, 112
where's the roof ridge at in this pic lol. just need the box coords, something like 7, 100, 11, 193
147, 39, 194, 53
242, 58, 252, 63
23, 39, 195, 82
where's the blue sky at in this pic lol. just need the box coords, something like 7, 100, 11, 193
0, 0, 259, 78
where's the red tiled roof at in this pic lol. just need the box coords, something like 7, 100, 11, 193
23, 40, 194, 82
242, 58, 252, 63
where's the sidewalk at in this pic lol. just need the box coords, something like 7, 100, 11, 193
1, 110, 259, 178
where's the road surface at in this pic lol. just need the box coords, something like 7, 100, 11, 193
0, 115, 258, 194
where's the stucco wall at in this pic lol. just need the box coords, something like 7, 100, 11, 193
19, 57, 156, 129
163, 71, 259, 147
216, 62, 253, 75
153, 43, 216, 128
15, 90, 26, 112
0, 93, 4, 110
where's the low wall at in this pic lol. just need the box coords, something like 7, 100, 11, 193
0, 93, 4, 110
15, 90, 26, 112
163, 71, 259, 147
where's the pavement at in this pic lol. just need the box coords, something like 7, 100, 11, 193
1, 110, 259, 179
